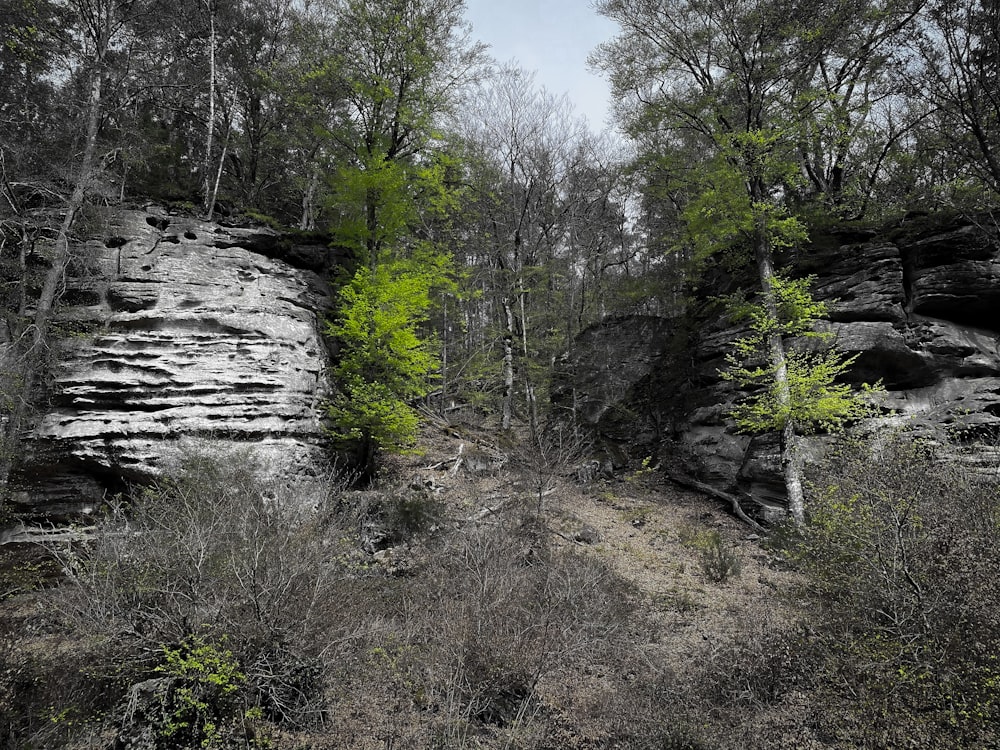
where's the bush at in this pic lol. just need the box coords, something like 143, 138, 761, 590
321, 517, 646, 748
679, 526, 742, 583
792, 432, 1000, 747
43, 443, 348, 746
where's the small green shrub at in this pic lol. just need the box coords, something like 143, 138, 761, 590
697, 532, 742, 583
679, 526, 742, 583
153, 636, 249, 749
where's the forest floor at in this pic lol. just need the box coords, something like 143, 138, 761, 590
406, 415, 804, 639
383, 417, 817, 746
0, 417, 818, 749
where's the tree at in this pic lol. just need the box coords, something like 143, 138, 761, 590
783, 0, 924, 216
0, 0, 70, 178
592, 0, 886, 521
721, 274, 877, 524
594, 0, 808, 518
309, 0, 479, 473
917, 0, 1000, 199
326, 253, 452, 477
0, 0, 150, 495
317, 0, 484, 264
457, 66, 590, 434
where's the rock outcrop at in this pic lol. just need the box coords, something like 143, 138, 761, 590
558, 213, 1000, 519
9, 207, 341, 520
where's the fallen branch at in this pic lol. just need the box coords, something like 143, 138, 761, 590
466, 497, 510, 523
448, 443, 465, 477
665, 471, 767, 534
421, 442, 464, 472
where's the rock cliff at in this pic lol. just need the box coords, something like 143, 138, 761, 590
557, 213, 1000, 519
9, 207, 340, 521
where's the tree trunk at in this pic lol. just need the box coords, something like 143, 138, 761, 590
518, 284, 539, 442
751, 199, 805, 526
35, 71, 103, 330
202, 0, 217, 212
782, 419, 806, 526
0, 65, 105, 495
299, 167, 319, 231
440, 293, 449, 414
501, 297, 515, 431
205, 112, 231, 221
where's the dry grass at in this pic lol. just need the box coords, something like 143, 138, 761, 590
1, 423, 812, 749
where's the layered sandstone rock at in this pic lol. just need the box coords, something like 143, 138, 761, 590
558, 213, 1000, 518
10, 208, 339, 519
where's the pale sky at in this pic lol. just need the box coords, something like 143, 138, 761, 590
463, 0, 619, 131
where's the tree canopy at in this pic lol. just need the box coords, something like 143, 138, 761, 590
0, 0, 997, 484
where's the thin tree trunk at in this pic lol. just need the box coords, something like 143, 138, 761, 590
0, 66, 105, 493
366, 187, 379, 266
440, 293, 449, 415
205, 111, 232, 221
299, 166, 320, 231
35, 72, 103, 330
751, 201, 805, 526
782, 419, 806, 525
202, 0, 217, 212
518, 285, 539, 442
502, 297, 515, 431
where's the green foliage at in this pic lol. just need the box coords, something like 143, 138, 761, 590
721, 274, 878, 434
330, 153, 413, 260
154, 636, 249, 749
785, 432, 1000, 745
329, 144, 463, 263
327, 254, 453, 463
679, 526, 742, 583
680, 131, 808, 267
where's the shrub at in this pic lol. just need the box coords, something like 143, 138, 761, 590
143, 636, 254, 749
321, 517, 644, 748
679, 526, 742, 583
44, 443, 348, 745
792, 432, 1000, 746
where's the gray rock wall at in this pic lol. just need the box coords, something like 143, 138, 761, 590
559, 213, 1000, 517
10, 208, 339, 519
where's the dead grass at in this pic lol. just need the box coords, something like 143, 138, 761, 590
1, 423, 811, 749
386, 422, 813, 747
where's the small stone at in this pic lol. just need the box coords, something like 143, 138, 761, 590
575, 526, 600, 544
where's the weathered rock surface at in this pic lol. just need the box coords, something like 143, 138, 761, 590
558, 213, 1000, 518
9, 208, 340, 520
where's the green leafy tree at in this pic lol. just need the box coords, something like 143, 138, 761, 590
592, 0, 892, 523
315, 2, 478, 467
327, 253, 452, 476
317, 0, 484, 262
722, 275, 879, 521
325, 135, 461, 476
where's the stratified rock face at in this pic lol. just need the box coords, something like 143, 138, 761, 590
12, 208, 338, 518
561, 213, 1000, 517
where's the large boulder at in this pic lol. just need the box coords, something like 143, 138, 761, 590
9, 208, 341, 520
